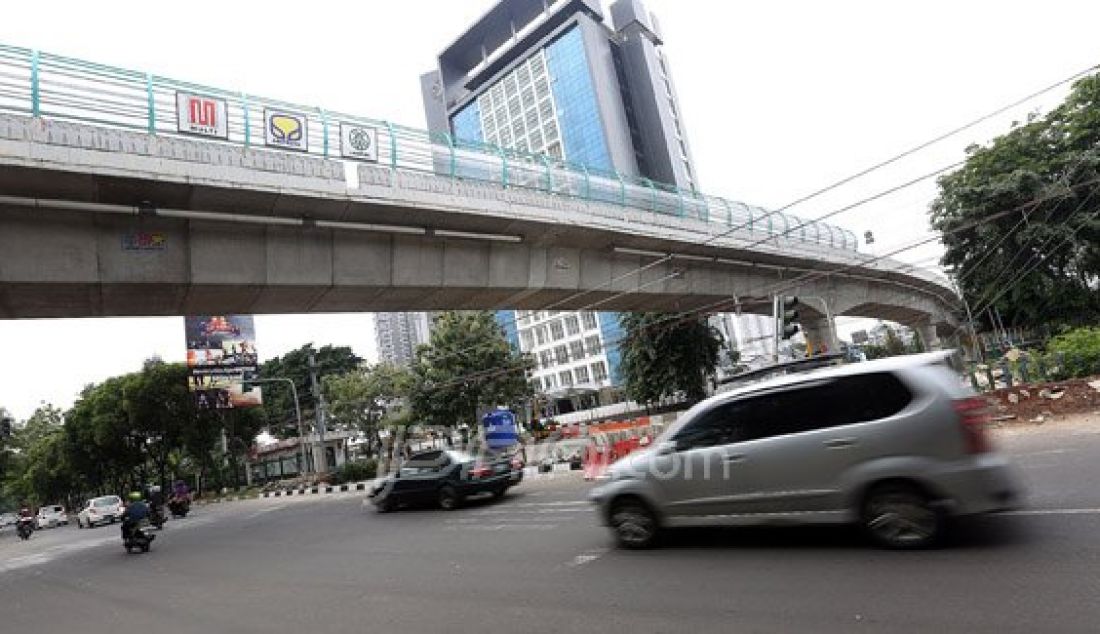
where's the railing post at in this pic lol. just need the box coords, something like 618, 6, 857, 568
442, 132, 456, 180
30, 49, 40, 117
580, 164, 590, 200
698, 194, 709, 223
495, 145, 508, 188
241, 93, 251, 147
384, 121, 397, 169
675, 187, 685, 218
318, 107, 329, 157
719, 198, 732, 227
641, 177, 656, 213
145, 72, 156, 135
614, 171, 625, 206
539, 154, 552, 192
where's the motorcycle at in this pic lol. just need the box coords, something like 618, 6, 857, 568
121, 519, 154, 554
149, 505, 167, 530
16, 518, 34, 541
167, 495, 190, 519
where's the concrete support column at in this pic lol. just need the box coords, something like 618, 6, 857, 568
800, 317, 836, 356
916, 321, 943, 351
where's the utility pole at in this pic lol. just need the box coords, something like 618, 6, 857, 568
308, 352, 328, 475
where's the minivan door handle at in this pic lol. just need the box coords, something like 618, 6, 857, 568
723, 453, 746, 463
824, 438, 857, 449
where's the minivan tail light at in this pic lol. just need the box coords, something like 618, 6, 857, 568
469, 465, 492, 479
954, 397, 991, 454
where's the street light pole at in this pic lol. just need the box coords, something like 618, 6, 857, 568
246, 378, 306, 476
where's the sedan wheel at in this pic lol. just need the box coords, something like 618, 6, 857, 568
438, 486, 461, 511
610, 499, 659, 549
862, 484, 944, 549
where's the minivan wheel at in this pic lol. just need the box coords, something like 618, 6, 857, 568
610, 499, 659, 549
862, 483, 944, 549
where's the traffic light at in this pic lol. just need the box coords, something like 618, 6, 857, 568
779, 296, 800, 340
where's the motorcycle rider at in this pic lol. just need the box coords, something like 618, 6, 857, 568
120, 492, 150, 541
16, 503, 34, 538
147, 484, 166, 526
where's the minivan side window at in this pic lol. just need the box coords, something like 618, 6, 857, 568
672, 401, 752, 450
740, 372, 912, 441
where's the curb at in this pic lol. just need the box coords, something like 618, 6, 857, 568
260, 481, 370, 499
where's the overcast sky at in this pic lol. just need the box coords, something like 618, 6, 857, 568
1, 0, 1097, 420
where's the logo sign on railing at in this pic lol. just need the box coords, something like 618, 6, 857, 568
340, 123, 378, 162
175, 92, 228, 139
265, 108, 308, 151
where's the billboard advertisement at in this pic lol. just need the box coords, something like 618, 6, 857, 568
176, 92, 229, 139
185, 315, 261, 409
264, 108, 309, 151
340, 123, 378, 161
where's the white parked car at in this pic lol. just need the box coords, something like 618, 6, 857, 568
35, 504, 68, 529
0, 512, 17, 528
77, 496, 124, 529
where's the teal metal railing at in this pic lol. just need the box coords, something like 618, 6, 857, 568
0, 43, 859, 251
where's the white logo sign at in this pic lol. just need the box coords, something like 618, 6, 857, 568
175, 92, 228, 139
340, 123, 378, 162
264, 109, 309, 152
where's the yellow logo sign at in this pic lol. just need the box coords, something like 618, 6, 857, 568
265, 109, 307, 150
270, 115, 302, 143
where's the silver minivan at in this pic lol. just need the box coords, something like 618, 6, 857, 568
589, 352, 1020, 549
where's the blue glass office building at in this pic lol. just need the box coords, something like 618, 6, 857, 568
421, 0, 696, 401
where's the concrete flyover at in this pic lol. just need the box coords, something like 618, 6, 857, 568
0, 112, 959, 343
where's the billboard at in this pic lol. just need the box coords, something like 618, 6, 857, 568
185, 315, 261, 409
482, 409, 518, 451
176, 92, 229, 139
264, 108, 309, 151
340, 123, 378, 161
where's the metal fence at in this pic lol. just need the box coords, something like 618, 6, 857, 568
0, 43, 859, 251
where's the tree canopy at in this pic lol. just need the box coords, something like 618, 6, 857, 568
618, 313, 723, 404
1, 361, 262, 509
408, 311, 532, 427
259, 344, 362, 436
325, 362, 412, 454
931, 73, 1100, 330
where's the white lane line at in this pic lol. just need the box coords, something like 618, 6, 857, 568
1003, 508, 1100, 516
244, 505, 286, 520
470, 509, 585, 516
443, 524, 558, 531
513, 501, 589, 508
567, 548, 609, 568
1016, 449, 1071, 458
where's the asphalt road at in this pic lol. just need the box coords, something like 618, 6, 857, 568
3, 416, 1100, 633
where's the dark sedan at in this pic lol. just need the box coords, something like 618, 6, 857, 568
368, 449, 524, 512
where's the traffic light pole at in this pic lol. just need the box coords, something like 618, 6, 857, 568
772, 295, 781, 363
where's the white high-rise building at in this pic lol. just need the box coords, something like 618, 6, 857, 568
374, 312, 433, 368
513, 310, 615, 397
711, 313, 776, 371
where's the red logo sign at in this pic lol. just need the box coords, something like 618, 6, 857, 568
188, 97, 219, 127
176, 92, 227, 138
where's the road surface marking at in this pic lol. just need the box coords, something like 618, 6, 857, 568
567, 548, 608, 568
1004, 508, 1100, 516
443, 524, 558, 531
245, 505, 286, 520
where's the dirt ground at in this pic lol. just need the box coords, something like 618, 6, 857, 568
984, 377, 1100, 424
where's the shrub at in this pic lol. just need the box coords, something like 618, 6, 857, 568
333, 459, 377, 485
1046, 327, 1100, 379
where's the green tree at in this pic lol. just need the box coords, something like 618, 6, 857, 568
618, 312, 723, 405
325, 363, 412, 455
260, 344, 363, 437
409, 311, 533, 428
931, 73, 1100, 330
